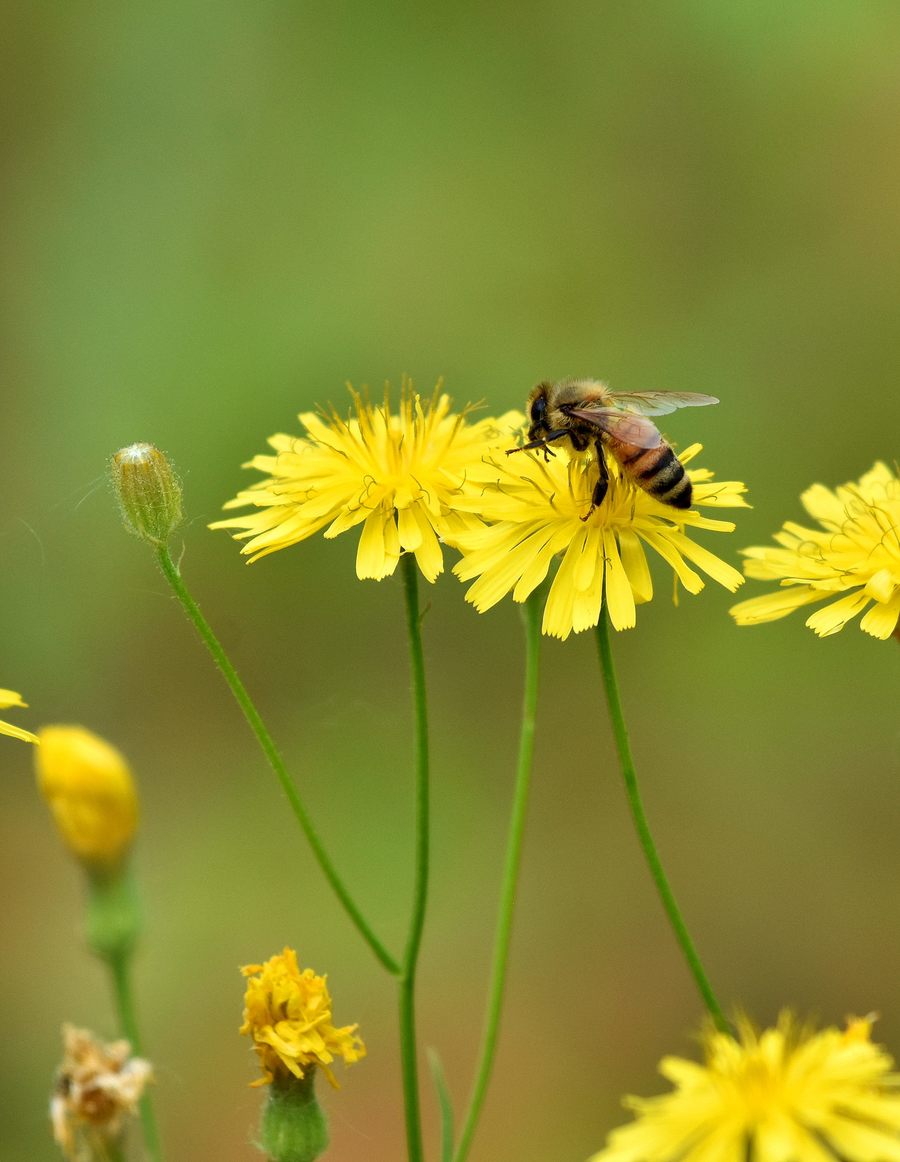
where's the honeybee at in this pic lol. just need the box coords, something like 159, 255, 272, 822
508, 378, 719, 515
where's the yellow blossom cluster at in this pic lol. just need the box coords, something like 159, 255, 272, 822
591, 1013, 900, 1162
732, 461, 900, 638
240, 948, 365, 1088
213, 387, 518, 582
213, 386, 749, 637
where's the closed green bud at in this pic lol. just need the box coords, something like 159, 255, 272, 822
258, 1073, 329, 1162
111, 443, 183, 545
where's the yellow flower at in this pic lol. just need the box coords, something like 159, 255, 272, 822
731, 461, 900, 639
35, 726, 138, 871
453, 432, 748, 638
590, 1013, 900, 1162
211, 385, 518, 582
51, 1024, 152, 1162
0, 688, 37, 743
240, 948, 365, 1088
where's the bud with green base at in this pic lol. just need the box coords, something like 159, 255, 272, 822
111, 443, 183, 545
258, 1071, 329, 1162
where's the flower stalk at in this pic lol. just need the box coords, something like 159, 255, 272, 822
154, 544, 400, 976
594, 609, 728, 1032
86, 875, 162, 1161
104, 939, 163, 1162
452, 585, 543, 1162
398, 554, 430, 1162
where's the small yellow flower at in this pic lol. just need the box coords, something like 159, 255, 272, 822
453, 433, 748, 638
50, 1024, 152, 1162
0, 688, 37, 743
590, 1013, 900, 1162
240, 948, 365, 1088
731, 461, 900, 639
35, 726, 138, 872
211, 384, 518, 582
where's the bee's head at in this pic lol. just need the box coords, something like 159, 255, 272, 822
526, 382, 552, 441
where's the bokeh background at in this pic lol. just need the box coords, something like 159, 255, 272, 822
2, 2, 899, 1159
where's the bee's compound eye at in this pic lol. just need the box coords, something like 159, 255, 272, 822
530, 393, 547, 425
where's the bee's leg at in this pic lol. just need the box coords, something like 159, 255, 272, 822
582, 442, 609, 521
506, 429, 570, 458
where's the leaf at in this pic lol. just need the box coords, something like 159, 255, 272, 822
428, 1047, 455, 1162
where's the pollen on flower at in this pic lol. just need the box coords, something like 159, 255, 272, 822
34, 726, 138, 871
0, 688, 37, 744
240, 948, 365, 1088
590, 1012, 900, 1162
211, 383, 519, 583
731, 461, 900, 639
50, 1024, 152, 1162
452, 436, 748, 638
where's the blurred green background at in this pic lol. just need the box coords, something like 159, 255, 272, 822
2, 2, 899, 1159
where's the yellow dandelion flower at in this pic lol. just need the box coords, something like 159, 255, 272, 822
453, 431, 748, 638
731, 461, 900, 639
51, 1024, 152, 1162
240, 948, 365, 1088
0, 688, 37, 743
35, 726, 138, 871
590, 1013, 900, 1162
211, 384, 518, 582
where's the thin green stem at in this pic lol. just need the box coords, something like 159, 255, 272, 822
397, 554, 430, 1162
155, 545, 400, 976
452, 588, 542, 1162
594, 610, 729, 1032
107, 950, 163, 1162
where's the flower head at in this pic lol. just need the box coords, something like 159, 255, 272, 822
453, 432, 748, 638
35, 726, 138, 872
0, 688, 37, 744
240, 948, 365, 1088
50, 1024, 152, 1162
731, 461, 900, 639
211, 385, 518, 582
590, 1012, 900, 1162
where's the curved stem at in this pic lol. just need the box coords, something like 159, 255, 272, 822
155, 545, 400, 976
107, 950, 163, 1162
397, 554, 430, 1162
594, 610, 729, 1033
452, 588, 542, 1162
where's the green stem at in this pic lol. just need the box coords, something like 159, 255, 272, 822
398, 554, 430, 1162
452, 588, 542, 1162
594, 610, 729, 1032
155, 544, 400, 976
107, 949, 164, 1162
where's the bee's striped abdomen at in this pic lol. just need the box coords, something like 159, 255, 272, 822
613, 441, 692, 509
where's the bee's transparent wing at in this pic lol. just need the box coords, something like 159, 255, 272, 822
606, 391, 719, 416
566, 406, 663, 449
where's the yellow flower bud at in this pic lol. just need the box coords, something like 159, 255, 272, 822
111, 442, 183, 545
35, 726, 138, 872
